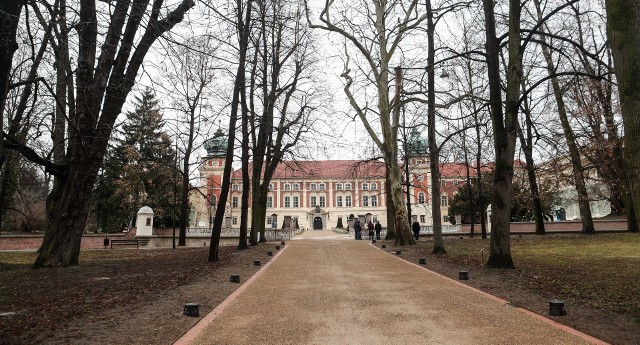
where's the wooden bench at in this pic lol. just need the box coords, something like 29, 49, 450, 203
110, 239, 139, 249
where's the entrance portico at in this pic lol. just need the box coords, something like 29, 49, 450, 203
307, 206, 328, 230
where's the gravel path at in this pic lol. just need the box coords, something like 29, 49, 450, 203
176, 231, 597, 345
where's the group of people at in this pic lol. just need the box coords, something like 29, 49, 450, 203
353, 219, 421, 241
353, 219, 382, 240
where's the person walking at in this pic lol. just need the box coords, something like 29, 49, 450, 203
367, 221, 375, 240
375, 221, 382, 240
354, 219, 362, 240
412, 220, 420, 240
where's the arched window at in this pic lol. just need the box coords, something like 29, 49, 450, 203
292, 183, 300, 190
362, 183, 368, 190
336, 183, 343, 190
319, 183, 326, 190
310, 183, 317, 190
268, 183, 274, 191
345, 195, 352, 207
362, 195, 369, 207
345, 183, 352, 190
371, 195, 378, 207
370, 182, 377, 190
284, 184, 291, 191
418, 192, 425, 204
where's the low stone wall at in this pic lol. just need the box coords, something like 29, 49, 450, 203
0, 234, 126, 251
459, 219, 628, 234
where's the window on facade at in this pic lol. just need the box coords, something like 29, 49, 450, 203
362, 183, 368, 190
210, 195, 217, 206
269, 183, 274, 191
416, 159, 422, 164
267, 196, 273, 208
284, 184, 291, 191
372, 216, 378, 223
311, 183, 317, 190
310, 196, 317, 207
420, 215, 426, 223
293, 196, 299, 208
284, 196, 291, 208
371, 195, 378, 207
417, 175, 424, 182
336, 183, 343, 190
267, 216, 272, 225
441, 180, 446, 187
292, 183, 300, 190
232, 196, 238, 208
362, 196, 369, 207
319, 196, 326, 207
345, 183, 352, 190
418, 192, 425, 204
337, 196, 343, 207
345, 196, 352, 207
232, 217, 238, 225
319, 183, 326, 190
441, 195, 448, 206
454, 180, 459, 186
443, 215, 449, 223
232, 184, 240, 191
370, 182, 377, 190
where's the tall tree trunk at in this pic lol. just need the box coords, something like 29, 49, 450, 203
483, 0, 517, 268
605, 0, 640, 232
517, 81, 545, 235
209, 0, 252, 261
426, 1, 445, 253
237, 0, 250, 250
540, 46, 595, 234
0, 0, 25, 129
384, 172, 396, 240
535, 0, 594, 234
178, 106, 196, 246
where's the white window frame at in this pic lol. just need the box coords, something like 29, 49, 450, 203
345, 195, 352, 207
267, 216, 273, 225
336, 183, 343, 190
269, 183, 274, 191
310, 183, 317, 190
284, 196, 291, 208
310, 196, 317, 207
337, 196, 343, 207
371, 195, 378, 207
267, 196, 273, 208
232, 184, 240, 191
345, 183, 352, 190
441, 195, 448, 207
284, 183, 291, 191
292, 183, 300, 190
293, 196, 299, 208
319, 183, 326, 190
232, 196, 238, 208
362, 195, 369, 207
420, 215, 426, 223
370, 182, 377, 190
362, 183, 368, 190
418, 192, 425, 204
319, 196, 326, 207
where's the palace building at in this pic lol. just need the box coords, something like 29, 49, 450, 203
189, 128, 461, 231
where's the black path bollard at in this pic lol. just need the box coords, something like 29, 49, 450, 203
183, 303, 199, 317
458, 271, 469, 280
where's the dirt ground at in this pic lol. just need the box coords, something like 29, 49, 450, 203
0, 235, 637, 345
0, 244, 276, 345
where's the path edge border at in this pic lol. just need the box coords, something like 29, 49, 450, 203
173, 244, 289, 345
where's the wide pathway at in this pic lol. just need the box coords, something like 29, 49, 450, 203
176, 232, 602, 345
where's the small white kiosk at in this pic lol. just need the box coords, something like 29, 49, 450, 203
135, 206, 154, 237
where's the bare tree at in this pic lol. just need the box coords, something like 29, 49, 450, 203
305, 0, 429, 245
1, 0, 196, 267
162, 36, 219, 246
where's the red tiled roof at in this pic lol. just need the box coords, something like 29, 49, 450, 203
232, 160, 387, 179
